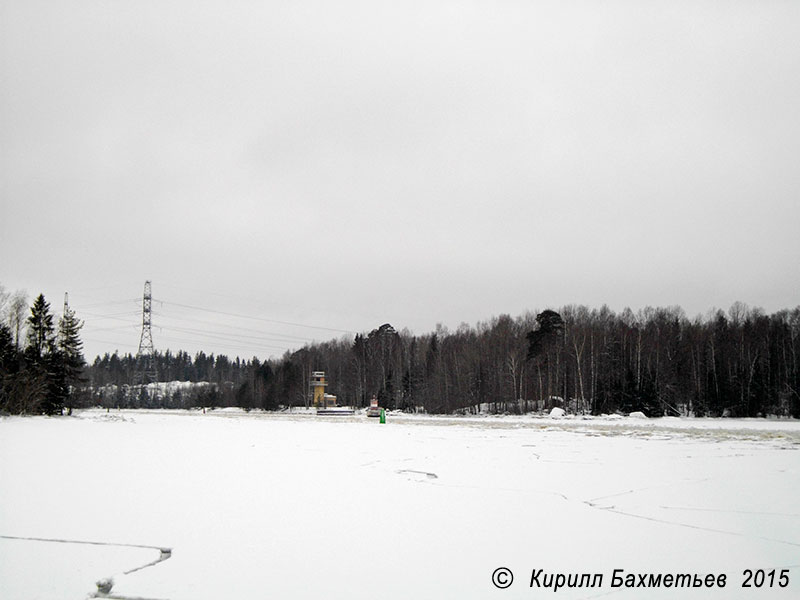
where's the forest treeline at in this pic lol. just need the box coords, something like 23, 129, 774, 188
84, 303, 800, 418
3, 281, 799, 417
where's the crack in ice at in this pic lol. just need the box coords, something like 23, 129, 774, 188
0, 534, 172, 599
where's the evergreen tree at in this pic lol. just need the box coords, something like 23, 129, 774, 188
0, 323, 16, 371
0, 323, 17, 413
526, 310, 565, 361
57, 305, 86, 414
25, 294, 56, 361
24, 294, 61, 414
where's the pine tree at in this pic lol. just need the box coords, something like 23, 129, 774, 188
526, 310, 565, 361
57, 305, 85, 414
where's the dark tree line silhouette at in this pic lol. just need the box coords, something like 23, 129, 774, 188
0, 292, 86, 415
82, 303, 800, 417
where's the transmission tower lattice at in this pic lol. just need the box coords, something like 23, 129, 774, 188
135, 280, 158, 384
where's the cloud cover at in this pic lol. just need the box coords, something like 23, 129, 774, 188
2, 1, 799, 359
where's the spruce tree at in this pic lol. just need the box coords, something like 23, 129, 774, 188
24, 294, 61, 414
0, 323, 16, 371
25, 294, 56, 361
0, 323, 16, 413
57, 305, 85, 414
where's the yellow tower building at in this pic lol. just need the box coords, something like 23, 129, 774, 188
311, 371, 327, 407
311, 370, 349, 414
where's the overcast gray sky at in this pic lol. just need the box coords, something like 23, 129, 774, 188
2, 1, 799, 361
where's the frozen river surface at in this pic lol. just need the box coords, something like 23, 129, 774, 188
1, 409, 799, 599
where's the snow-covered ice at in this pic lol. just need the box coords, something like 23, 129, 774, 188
1, 409, 799, 599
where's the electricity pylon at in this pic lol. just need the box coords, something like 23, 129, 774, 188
134, 280, 158, 385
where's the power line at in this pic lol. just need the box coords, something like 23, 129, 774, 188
82, 336, 138, 349
155, 336, 290, 356
80, 310, 141, 323
73, 298, 139, 310
74, 288, 359, 360
160, 325, 293, 352
152, 309, 316, 343
89, 324, 140, 333
75, 295, 355, 336
155, 299, 356, 335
